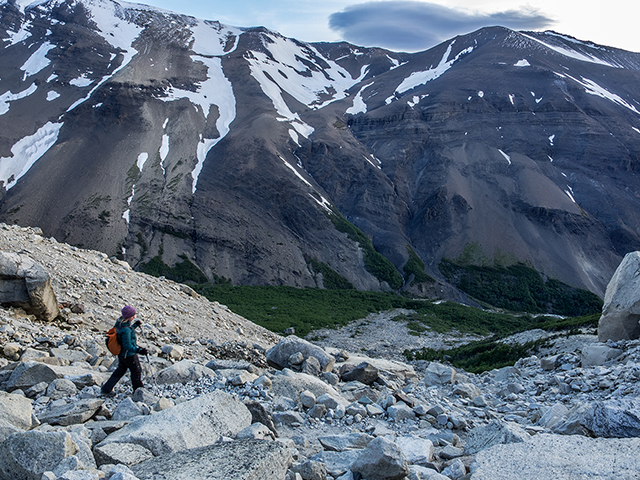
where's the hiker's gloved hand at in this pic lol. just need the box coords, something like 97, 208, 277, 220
138, 347, 148, 356
133, 320, 142, 328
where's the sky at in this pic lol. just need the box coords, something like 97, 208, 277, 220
136, 0, 639, 53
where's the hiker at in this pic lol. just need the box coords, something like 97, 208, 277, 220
101, 305, 148, 395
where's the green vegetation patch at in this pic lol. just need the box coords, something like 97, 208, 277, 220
140, 254, 208, 284
439, 259, 602, 316
403, 245, 435, 285
194, 285, 547, 338
404, 313, 600, 373
306, 256, 355, 290
328, 211, 403, 289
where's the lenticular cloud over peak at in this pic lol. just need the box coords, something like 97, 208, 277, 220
328, 1, 555, 51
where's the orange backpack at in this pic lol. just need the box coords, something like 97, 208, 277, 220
105, 327, 122, 355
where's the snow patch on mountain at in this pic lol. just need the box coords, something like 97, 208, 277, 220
514, 59, 530, 67
6, 20, 32, 45
0, 83, 37, 115
522, 33, 622, 69
69, 75, 94, 87
20, 41, 54, 78
346, 83, 373, 115
499, 149, 511, 165
46, 90, 60, 101
395, 41, 473, 95
246, 32, 366, 134
567, 75, 640, 115
190, 19, 242, 56
0, 121, 63, 190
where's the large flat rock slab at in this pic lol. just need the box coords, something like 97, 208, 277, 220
471, 434, 640, 479
131, 439, 291, 480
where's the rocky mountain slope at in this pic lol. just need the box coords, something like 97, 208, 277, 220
1, 224, 640, 480
1, 0, 640, 297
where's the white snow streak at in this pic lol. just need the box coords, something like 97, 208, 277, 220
396, 42, 473, 95
549, 134, 555, 146
0, 84, 37, 115
498, 149, 511, 165
137, 152, 148, 172
514, 59, 530, 67
46, 91, 60, 101
7, 21, 31, 45
633, 127, 640, 134
159, 134, 169, 174
0, 122, 63, 190
567, 75, 640, 115
509, 94, 515, 105
521, 33, 621, 69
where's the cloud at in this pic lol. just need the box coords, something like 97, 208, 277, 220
328, 1, 555, 51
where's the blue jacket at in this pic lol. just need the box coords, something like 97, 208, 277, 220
115, 317, 141, 358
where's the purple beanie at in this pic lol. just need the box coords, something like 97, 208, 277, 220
121, 306, 136, 319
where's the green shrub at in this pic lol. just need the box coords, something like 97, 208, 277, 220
140, 254, 208, 284
439, 259, 602, 316
328, 211, 403, 289
403, 245, 434, 285
306, 256, 354, 290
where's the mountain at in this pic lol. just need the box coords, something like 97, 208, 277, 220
1, 0, 639, 297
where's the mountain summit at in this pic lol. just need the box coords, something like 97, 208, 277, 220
1, 0, 639, 296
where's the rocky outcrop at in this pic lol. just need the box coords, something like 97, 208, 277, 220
0, 252, 59, 321
598, 251, 640, 341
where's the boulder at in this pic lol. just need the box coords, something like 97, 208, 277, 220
93, 442, 154, 467
311, 450, 362, 478
581, 344, 623, 367
318, 433, 374, 452
582, 398, 640, 438
452, 383, 481, 399
340, 362, 379, 385
0, 252, 59, 321
396, 435, 435, 466
464, 420, 530, 455
0, 430, 79, 480
97, 391, 251, 456
270, 369, 341, 403
387, 402, 416, 422
131, 439, 292, 480
470, 434, 640, 479
37, 398, 104, 426
0, 390, 34, 430
266, 336, 335, 372
0, 418, 23, 443
408, 465, 449, 479
351, 436, 410, 480
423, 363, 456, 386
154, 359, 216, 384
111, 397, 146, 421
598, 251, 640, 341
46, 378, 78, 400
5, 361, 101, 391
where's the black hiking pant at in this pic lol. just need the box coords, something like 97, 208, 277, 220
101, 354, 143, 393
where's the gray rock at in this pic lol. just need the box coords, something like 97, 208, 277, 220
308, 403, 327, 418
0, 430, 78, 480
598, 251, 640, 341
439, 445, 463, 460
131, 439, 292, 480
452, 383, 481, 399
93, 442, 154, 467
423, 363, 456, 386
38, 398, 104, 426
235, 422, 275, 440
50, 348, 92, 364
311, 450, 362, 478
0, 418, 23, 442
540, 355, 561, 371
387, 402, 416, 422
351, 436, 410, 480
396, 435, 435, 466
132, 387, 159, 405
0, 390, 34, 430
471, 434, 640, 479
271, 370, 342, 403
98, 391, 251, 456
318, 433, 374, 452
294, 460, 327, 480
112, 397, 145, 421
0, 252, 59, 322
340, 362, 379, 385
300, 390, 317, 409
266, 336, 335, 372
316, 393, 348, 410
538, 403, 569, 430
205, 358, 253, 371
582, 398, 640, 438
464, 420, 530, 455
154, 359, 216, 384
46, 378, 78, 400
441, 458, 466, 480
273, 411, 305, 426
581, 344, 624, 367
408, 465, 449, 480
301, 355, 322, 376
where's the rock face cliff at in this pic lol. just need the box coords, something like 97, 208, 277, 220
1, 0, 640, 295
